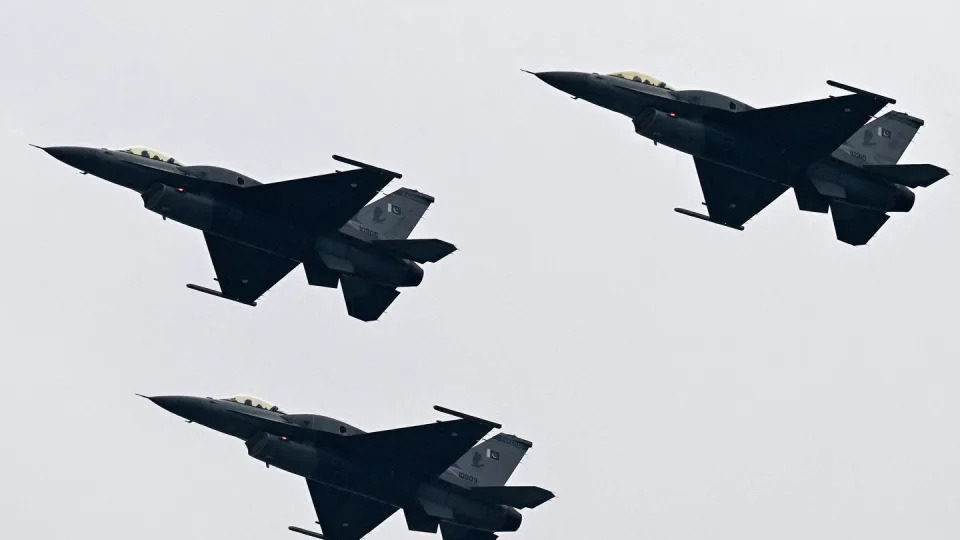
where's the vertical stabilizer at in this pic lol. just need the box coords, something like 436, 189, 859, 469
443, 434, 532, 488
833, 110, 923, 166
341, 188, 434, 241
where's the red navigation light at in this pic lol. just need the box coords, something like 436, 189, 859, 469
176, 187, 185, 193
281, 436, 288, 441
668, 112, 677, 118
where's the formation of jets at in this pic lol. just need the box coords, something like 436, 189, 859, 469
35, 68, 948, 540
38, 77, 948, 322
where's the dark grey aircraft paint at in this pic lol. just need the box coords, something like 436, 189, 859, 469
143, 394, 553, 540
39, 146, 457, 320
532, 71, 949, 245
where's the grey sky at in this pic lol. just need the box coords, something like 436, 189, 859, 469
2, 1, 958, 539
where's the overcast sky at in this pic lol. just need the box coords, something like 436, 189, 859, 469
2, 1, 958, 539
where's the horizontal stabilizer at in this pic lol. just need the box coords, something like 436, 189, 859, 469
864, 164, 949, 188
372, 239, 457, 263
468, 486, 555, 509
831, 201, 890, 246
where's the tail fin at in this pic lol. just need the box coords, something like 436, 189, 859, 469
341, 188, 434, 241
445, 434, 532, 488
833, 110, 924, 166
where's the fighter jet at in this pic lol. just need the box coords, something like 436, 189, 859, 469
143, 394, 553, 540
532, 70, 949, 245
39, 146, 456, 320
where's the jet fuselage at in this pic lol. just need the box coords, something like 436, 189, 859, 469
148, 396, 521, 533
43, 146, 423, 288
535, 72, 915, 214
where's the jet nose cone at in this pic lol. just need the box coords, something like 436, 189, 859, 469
533, 71, 592, 96
42, 146, 100, 171
146, 395, 206, 421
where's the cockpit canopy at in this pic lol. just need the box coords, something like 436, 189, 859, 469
119, 146, 183, 166
222, 394, 285, 414
608, 71, 675, 91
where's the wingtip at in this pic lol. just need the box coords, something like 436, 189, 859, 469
289, 525, 326, 539
520, 69, 536, 75
826, 80, 896, 105
433, 405, 502, 429
29, 144, 45, 150
331, 155, 402, 179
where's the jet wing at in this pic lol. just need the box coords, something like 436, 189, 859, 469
306, 480, 398, 540
691, 158, 789, 228
830, 201, 890, 246
335, 418, 496, 480
198, 233, 300, 305
714, 92, 891, 163
234, 168, 394, 232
